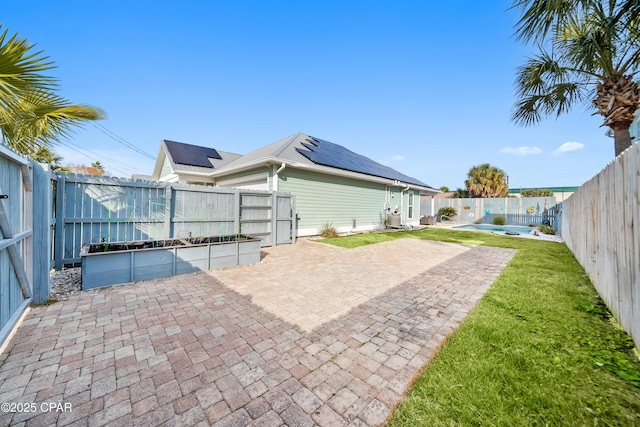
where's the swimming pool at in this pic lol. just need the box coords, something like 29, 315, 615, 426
453, 224, 536, 234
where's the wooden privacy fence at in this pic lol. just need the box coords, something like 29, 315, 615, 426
561, 143, 640, 350
0, 145, 50, 346
53, 174, 295, 267
427, 196, 558, 226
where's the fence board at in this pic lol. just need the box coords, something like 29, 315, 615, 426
562, 143, 640, 350
54, 175, 295, 265
430, 197, 558, 226
0, 144, 50, 346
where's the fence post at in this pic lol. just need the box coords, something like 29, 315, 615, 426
234, 190, 241, 235
54, 173, 65, 270
291, 195, 297, 244
32, 163, 51, 304
164, 184, 173, 238
271, 192, 277, 247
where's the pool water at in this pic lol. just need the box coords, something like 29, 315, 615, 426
453, 224, 536, 234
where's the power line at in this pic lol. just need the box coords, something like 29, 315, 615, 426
92, 123, 155, 159
55, 139, 142, 176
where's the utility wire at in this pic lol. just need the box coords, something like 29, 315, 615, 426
92, 123, 155, 159
55, 139, 141, 176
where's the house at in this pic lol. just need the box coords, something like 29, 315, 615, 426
152, 139, 242, 185
151, 133, 439, 236
630, 108, 640, 143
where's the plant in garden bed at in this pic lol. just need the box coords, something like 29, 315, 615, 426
318, 222, 339, 238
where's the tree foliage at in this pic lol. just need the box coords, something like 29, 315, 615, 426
60, 163, 106, 176
452, 188, 470, 198
465, 163, 509, 198
0, 25, 104, 162
521, 189, 555, 197
512, 0, 640, 156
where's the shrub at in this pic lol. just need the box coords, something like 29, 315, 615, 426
538, 224, 557, 235
319, 223, 339, 238
492, 216, 506, 225
437, 207, 457, 220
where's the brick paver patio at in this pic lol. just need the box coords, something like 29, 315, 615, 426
0, 238, 515, 426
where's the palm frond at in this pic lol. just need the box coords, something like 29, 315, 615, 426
1, 88, 105, 157
513, 51, 589, 125
512, 0, 592, 42
0, 25, 56, 103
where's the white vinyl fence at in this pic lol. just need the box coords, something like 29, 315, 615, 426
424, 196, 558, 226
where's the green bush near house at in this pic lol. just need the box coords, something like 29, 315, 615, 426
318, 222, 339, 238
539, 224, 557, 235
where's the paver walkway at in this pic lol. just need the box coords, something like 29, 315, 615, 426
0, 238, 515, 426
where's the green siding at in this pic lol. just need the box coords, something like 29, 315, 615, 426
215, 167, 271, 186
160, 156, 172, 178
278, 169, 387, 232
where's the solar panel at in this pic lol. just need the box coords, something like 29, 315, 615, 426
295, 137, 430, 187
164, 140, 221, 168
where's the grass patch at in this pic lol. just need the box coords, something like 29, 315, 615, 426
320, 228, 640, 425
30, 298, 58, 307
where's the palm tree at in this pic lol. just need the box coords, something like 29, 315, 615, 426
0, 25, 104, 160
512, 0, 640, 157
465, 163, 509, 198
452, 188, 470, 198
91, 161, 104, 170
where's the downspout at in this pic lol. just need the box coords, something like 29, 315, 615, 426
273, 163, 286, 192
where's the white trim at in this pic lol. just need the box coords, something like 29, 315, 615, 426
298, 223, 385, 237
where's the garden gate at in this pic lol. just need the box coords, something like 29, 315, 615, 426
0, 145, 50, 347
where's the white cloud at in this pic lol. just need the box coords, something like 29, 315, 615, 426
500, 146, 542, 156
391, 154, 405, 162
553, 141, 584, 155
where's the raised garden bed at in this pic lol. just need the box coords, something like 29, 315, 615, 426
80, 234, 261, 289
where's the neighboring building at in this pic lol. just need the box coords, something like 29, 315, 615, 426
508, 186, 579, 203
151, 140, 242, 185
151, 133, 439, 236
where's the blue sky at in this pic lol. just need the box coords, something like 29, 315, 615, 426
3, 0, 619, 189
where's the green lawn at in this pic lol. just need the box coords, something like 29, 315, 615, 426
321, 228, 640, 426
